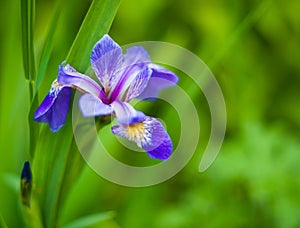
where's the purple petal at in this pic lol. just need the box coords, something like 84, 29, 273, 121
137, 63, 178, 100
111, 116, 172, 160
34, 81, 71, 132
123, 46, 150, 68
79, 94, 113, 117
57, 62, 106, 100
90, 35, 123, 92
125, 66, 151, 102
109, 46, 151, 101
112, 100, 145, 125
146, 134, 172, 160
57, 62, 105, 99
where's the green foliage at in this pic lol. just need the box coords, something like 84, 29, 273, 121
0, 214, 8, 228
20, 0, 36, 83
66, 0, 121, 72
63, 211, 117, 228
1, 0, 300, 227
31, 1, 120, 227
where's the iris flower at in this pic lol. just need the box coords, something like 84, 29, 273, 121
34, 35, 178, 160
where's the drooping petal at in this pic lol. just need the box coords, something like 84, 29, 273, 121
34, 81, 71, 132
90, 34, 123, 92
57, 62, 106, 100
146, 134, 172, 160
111, 100, 145, 125
137, 63, 179, 100
125, 66, 151, 102
79, 94, 113, 117
111, 116, 172, 160
109, 46, 151, 101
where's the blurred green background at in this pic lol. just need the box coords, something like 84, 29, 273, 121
1, 0, 300, 227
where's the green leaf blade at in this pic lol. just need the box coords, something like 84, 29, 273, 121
20, 0, 36, 82
66, 0, 121, 72
63, 212, 116, 228
32, 0, 121, 227
34, 0, 64, 96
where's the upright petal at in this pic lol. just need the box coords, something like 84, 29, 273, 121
137, 63, 178, 100
109, 46, 151, 101
34, 81, 71, 132
90, 35, 123, 92
112, 100, 145, 125
57, 62, 105, 100
123, 46, 150, 68
79, 94, 113, 117
111, 116, 172, 160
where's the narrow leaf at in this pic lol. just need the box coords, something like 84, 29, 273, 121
32, 0, 120, 227
28, 94, 39, 158
34, 0, 63, 95
0, 214, 8, 228
21, 0, 36, 82
63, 212, 116, 228
66, 0, 121, 72
21, 0, 38, 159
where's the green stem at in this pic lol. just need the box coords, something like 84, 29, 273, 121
28, 80, 34, 104
21, 0, 38, 158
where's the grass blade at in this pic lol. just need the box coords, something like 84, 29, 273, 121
34, 0, 63, 95
32, 0, 120, 227
0, 214, 8, 228
63, 212, 116, 228
21, 0, 38, 163
21, 0, 36, 82
66, 0, 121, 72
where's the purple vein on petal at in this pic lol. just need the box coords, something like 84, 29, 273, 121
90, 35, 123, 93
109, 46, 151, 102
57, 61, 103, 99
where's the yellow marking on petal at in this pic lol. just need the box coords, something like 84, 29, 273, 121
71, 85, 87, 94
126, 122, 144, 138
126, 122, 146, 147
53, 80, 62, 87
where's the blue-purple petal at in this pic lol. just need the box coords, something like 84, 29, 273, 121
111, 116, 172, 160
112, 100, 145, 125
109, 46, 151, 101
139, 117, 170, 152
125, 66, 151, 102
90, 35, 123, 92
34, 83, 71, 132
123, 46, 150, 68
57, 62, 104, 99
146, 134, 172, 160
137, 63, 179, 100
79, 94, 113, 117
